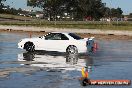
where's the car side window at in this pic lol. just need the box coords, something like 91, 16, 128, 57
45, 33, 54, 40
68, 33, 83, 40
61, 34, 69, 40
45, 33, 69, 40
53, 34, 61, 40
45, 33, 61, 40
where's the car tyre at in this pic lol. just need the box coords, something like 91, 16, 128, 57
66, 45, 78, 55
24, 42, 35, 52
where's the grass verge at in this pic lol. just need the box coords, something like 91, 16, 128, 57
0, 14, 132, 31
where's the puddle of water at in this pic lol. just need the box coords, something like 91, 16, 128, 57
0, 63, 20, 69
0, 32, 132, 88
0, 33, 27, 61
17, 52, 90, 71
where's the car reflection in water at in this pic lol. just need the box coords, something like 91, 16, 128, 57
18, 51, 93, 71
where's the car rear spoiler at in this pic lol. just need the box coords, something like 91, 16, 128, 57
88, 37, 95, 40
84, 37, 95, 40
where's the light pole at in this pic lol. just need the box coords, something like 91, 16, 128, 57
109, 0, 112, 24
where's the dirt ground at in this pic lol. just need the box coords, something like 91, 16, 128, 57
1, 29, 132, 40
78, 33, 132, 40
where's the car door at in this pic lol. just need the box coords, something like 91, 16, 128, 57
54, 33, 70, 51
39, 33, 69, 52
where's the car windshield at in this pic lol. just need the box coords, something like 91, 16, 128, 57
68, 33, 83, 40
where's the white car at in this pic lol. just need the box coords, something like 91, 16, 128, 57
18, 32, 95, 54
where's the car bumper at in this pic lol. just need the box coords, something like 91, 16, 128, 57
18, 42, 24, 49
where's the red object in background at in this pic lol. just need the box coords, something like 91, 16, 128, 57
85, 16, 92, 21
93, 42, 98, 52
29, 32, 32, 38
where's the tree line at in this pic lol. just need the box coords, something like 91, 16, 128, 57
0, 0, 18, 15
1, 0, 132, 21
0, 0, 5, 13
27, 0, 123, 21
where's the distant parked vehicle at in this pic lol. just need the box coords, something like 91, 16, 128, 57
18, 32, 95, 55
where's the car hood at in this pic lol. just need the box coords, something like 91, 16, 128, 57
20, 37, 41, 42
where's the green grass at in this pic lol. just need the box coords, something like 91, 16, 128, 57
1, 21, 132, 30
0, 14, 32, 20
0, 14, 132, 31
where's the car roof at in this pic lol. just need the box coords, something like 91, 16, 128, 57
50, 32, 70, 35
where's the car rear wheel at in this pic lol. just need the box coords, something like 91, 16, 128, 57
66, 45, 78, 55
24, 42, 35, 52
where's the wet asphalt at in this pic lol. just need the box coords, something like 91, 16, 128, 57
0, 32, 132, 88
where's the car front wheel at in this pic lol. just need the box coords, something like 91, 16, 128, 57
24, 42, 35, 52
66, 45, 78, 55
